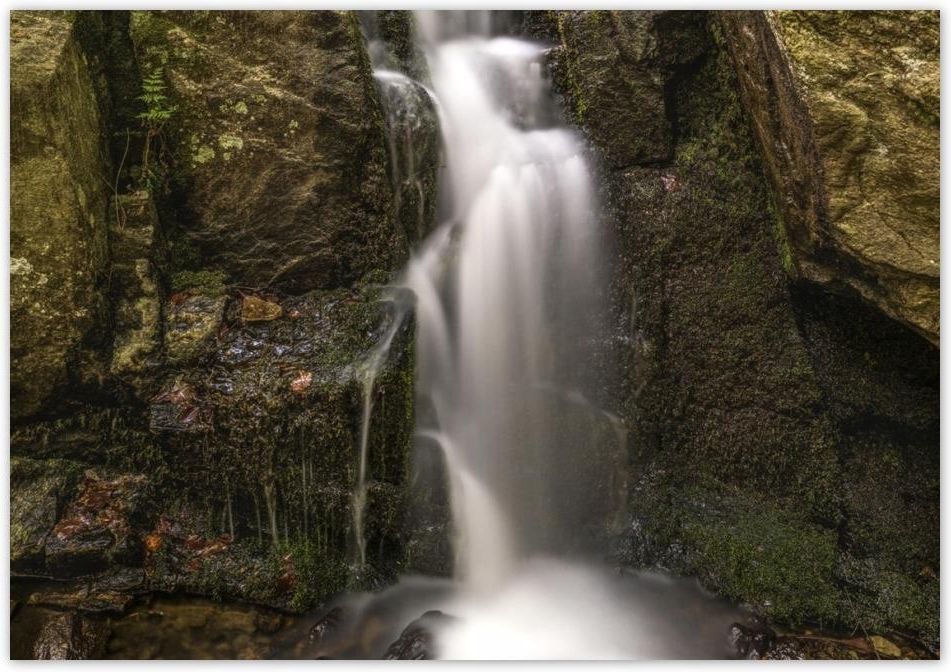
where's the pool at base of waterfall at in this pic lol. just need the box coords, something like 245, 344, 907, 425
11, 561, 927, 660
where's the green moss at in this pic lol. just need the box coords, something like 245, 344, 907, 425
169, 269, 228, 295
679, 490, 840, 626
837, 556, 939, 645
277, 540, 349, 612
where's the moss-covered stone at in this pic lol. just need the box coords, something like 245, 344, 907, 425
718, 11, 939, 345
129, 10, 400, 293
147, 283, 415, 608
552, 11, 708, 168
556, 11, 938, 646
10, 11, 112, 419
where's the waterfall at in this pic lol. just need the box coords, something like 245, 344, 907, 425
405, 12, 609, 588
304, 13, 742, 661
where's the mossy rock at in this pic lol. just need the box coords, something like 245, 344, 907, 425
129, 10, 401, 292
149, 283, 415, 607
718, 10, 939, 345
10, 11, 112, 419
570, 11, 939, 645
11, 457, 85, 574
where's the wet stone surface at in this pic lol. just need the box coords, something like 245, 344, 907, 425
45, 471, 150, 578
383, 609, 457, 660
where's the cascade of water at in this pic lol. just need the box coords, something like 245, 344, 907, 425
292, 13, 745, 661
404, 12, 608, 588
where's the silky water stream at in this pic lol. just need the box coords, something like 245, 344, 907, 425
275, 11, 748, 660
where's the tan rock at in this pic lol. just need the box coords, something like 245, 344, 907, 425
241, 296, 283, 323
719, 10, 939, 345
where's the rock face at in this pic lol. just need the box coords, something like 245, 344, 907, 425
142, 284, 416, 608
10, 11, 112, 419
718, 11, 939, 345
548, 9, 939, 647
554, 11, 706, 168
11, 457, 84, 573
129, 10, 399, 292
10, 9, 435, 622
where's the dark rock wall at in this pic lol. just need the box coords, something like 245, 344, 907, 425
544, 10, 938, 646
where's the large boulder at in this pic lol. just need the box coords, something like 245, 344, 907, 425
10, 11, 112, 419
718, 11, 939, 345
129, 10, 400, 293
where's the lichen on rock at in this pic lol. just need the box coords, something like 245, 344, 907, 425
129, 10, 401, 293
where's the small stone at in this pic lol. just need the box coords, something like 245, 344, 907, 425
308, 606, 343, 645
870, 635, 901, 658
32, 611, 107, 660
165, 294, 228, 365
241, 295, 283, 322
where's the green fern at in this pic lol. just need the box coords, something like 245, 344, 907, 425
136, 66, 177, 189
137, 67, 177, 125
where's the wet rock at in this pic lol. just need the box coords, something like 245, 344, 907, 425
383, 610, 456, 660
10, 11, 111, 418
32, 611, 108, 660
108, 191, 163, 393
11, 457, 83, 574
45, 471, 149, 578
27, 567, 147, 615
719, 11, 939, 344
552, 11, 707, 168
869, 635, 901, 658
241, 295, 283, 323
373, 67, 441, 248
129, 10, 400, 292
150, 286, 414, 609
165, 294, 228, 366
149, 379, 212, 433
308, 606, 344, 645
727, 619, 775, 659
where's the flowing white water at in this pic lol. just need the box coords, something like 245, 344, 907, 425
406, 13, 607, 591
321, 12, 744, 660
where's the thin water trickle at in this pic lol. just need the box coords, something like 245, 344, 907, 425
352, 294, 411, 570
